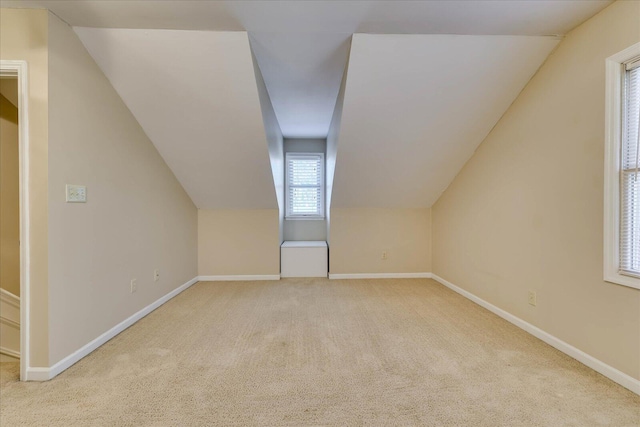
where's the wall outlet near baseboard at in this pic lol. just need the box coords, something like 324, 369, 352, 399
130, 279, 137, 293
528, 290, 537, 306
382, 251, 388, 260
154, 270, 160, 282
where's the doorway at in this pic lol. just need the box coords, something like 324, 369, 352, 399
0, 61, 30, 381
0, 75, 20, 365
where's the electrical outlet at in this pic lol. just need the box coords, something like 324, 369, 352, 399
130, 279, 137, 293
528, 290, 537, 306
382, 251, 388, 260
154, 269, 160, 282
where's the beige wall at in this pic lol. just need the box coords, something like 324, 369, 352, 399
47, 13, 197, 365
198, 209, 280, 276
329, 208, 431, 274
0, 8, 49, 367
432, 0, 640, 380
0, 92, 20, 296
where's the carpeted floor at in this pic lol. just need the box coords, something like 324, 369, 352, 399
1, 278, 638, 426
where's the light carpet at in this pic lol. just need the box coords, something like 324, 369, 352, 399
1, 278, 638, 426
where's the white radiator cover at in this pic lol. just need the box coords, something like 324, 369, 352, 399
281, 241, 328, 278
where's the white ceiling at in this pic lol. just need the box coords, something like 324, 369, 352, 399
0, 0, 613, 209
0, 1, 613, 34
2, 0, 612, 138
249, 32, 351, 138
75, 28, 276, 209
331, 34, 560, 208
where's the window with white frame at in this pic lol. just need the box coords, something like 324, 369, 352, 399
285, 153, 324, 219
605, 43, 640, 289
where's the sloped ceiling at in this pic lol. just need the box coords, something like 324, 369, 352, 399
74, 28, 276, 209
331, 34, 560, 208
2, 1, 612, 141
1, 0, 613, 210
249, 33, 352, 138
0, 1, 612, 34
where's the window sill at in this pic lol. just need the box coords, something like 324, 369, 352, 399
604, 271, 640, 290
285, 216, 326, 221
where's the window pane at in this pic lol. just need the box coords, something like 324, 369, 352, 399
623, 67, 639, 171
621, 171, 640, 274
289, 159, 321, 186
621, 65, 640, 276
290, 187, 320, 214
286, 153, 324, 217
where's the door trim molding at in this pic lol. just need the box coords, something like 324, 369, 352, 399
1, 60, 31, 381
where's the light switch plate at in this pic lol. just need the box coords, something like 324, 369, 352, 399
66, 185, 87, 203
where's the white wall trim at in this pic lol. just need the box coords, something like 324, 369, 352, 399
329, 272, 432, 280
0, 60, 30, 382
0, 317, 20, 329
0, 346, 21, 359
198, 275, 281, 281
24, 367, 50, 382
24, 276, 199, 381
0, 289, 20, 309
431, 273, 640, 395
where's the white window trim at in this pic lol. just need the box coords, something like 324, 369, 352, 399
604, 42, 640, 290
285, 152, 325, 220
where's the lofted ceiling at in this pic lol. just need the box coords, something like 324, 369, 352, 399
1, 0, 612, 138
74, 28, 276, 210
0, 1, 612, 34
0, 0, 613, 210
249, 32, 352, 138
331, 34, 560, 208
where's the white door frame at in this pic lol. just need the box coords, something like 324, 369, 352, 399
0, 60, 31, 381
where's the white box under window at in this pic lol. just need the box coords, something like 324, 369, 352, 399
281, 241, 328, 278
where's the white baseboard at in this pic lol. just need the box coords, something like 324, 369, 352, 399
198, 275, 280, 281
431, 273, 640, 395
25, 276, 199, 381
329, 272, 432, 280
25, 367, 50, 381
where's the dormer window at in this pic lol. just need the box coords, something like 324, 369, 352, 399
285, 153, 325, 219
